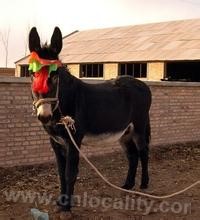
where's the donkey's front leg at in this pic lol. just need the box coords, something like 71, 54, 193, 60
58, 140, 80, 212
50, 138, 67, 204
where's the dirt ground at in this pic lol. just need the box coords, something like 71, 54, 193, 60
0, 143, 199, 220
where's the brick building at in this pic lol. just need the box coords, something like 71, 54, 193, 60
15, 18, 200, 82
1, 18, 198, 167
0, 68, 15, 77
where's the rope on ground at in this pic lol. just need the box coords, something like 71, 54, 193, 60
63, 122, 200, 200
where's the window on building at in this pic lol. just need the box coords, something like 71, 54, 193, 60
80, 64, 103, 78
20, 65, 29, 77
119, 63, 147, 78
165, 62, 200, 82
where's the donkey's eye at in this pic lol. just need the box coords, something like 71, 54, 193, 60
47, 77, 52, 85
47, 75, 55, 85
50, 74, 57, 81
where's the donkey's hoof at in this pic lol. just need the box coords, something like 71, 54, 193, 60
60, 211, 73, 220
121, 184, 134, 190
140, 184, 148, 189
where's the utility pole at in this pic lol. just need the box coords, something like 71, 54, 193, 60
1, 28, 10, 67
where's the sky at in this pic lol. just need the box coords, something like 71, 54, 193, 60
0, 0, 200, 67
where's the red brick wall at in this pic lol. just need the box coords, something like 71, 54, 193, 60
0, 77, 200, 167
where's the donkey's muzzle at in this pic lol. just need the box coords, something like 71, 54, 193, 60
36, 102, 53, 124
38, 114, 52, 124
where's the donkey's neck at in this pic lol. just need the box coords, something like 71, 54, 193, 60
58, 67, 82, 117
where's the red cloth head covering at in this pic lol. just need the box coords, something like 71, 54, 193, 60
32, 67, 49, 94
29, 52, 61, 94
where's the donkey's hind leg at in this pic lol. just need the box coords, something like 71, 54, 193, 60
133, 132, 149, 189
122, 140, 139, 190
140, 145, 149, 189
120, 125, 139, 190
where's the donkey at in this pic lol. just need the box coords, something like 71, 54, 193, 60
29, 27, 152, 216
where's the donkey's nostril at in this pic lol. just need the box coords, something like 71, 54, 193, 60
38, 115, 52, 124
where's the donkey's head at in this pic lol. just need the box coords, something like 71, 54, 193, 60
29, 27, 62, 124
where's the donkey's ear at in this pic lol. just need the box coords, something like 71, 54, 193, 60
29, 27, 41, 52
50, 27, 62, 54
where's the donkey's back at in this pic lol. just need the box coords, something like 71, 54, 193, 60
77, 75, 151, 136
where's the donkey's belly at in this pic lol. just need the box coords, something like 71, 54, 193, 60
82, 123, 133, 146
82, 132, 123, 146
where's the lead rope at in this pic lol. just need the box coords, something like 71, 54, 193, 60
59, 118, 200, 200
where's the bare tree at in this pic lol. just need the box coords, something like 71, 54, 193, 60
1, 28, 10, 67
24, 24, 31, 56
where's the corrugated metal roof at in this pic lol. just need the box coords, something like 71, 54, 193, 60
16, 18, 200, 65
60, 18, 200, 63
